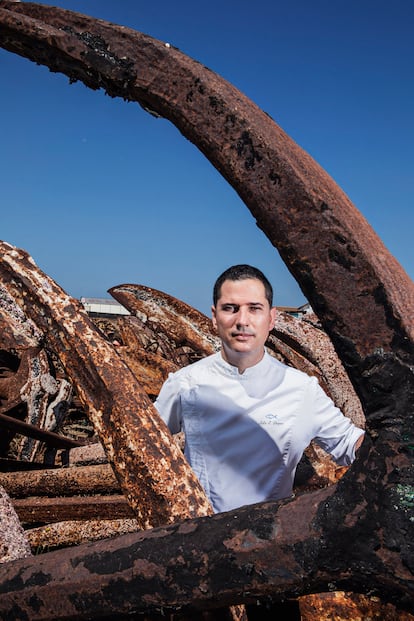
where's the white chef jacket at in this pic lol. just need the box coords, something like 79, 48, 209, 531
154, 351, 364, 513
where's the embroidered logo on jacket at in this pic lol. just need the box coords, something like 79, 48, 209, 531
259, 413, 282, 425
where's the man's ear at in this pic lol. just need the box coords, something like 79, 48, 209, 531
269, 306, 277, 330
211, 305, 217, 330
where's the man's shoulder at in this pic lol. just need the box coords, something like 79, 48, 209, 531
264, 352, 316, 384
169, 352, 218, 381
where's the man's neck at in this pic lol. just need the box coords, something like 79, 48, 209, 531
220, 347, 265, 374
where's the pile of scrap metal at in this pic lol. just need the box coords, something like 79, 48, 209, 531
0, 2, 413, 619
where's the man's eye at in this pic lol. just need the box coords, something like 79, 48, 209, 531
222, 305, 238, 312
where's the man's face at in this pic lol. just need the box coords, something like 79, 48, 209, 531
211, 278, 276, 369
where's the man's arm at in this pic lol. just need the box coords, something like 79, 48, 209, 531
154, 373, 183, 434
309, 376, 365, 466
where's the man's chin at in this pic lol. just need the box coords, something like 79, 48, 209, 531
229, 342, 256, 354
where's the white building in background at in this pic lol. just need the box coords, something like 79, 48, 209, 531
80, 297, 311, 320
277, 303, 312, 319
80, 297, 130, 317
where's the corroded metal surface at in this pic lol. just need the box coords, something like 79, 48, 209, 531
27, 518, 140, 552
0, 339, 79, 457
0, 485, 32, 563
0, 347, 38, 415
1, 481, 411, 620
0, 241, 212, 528
18, 348, 69, 460
299, 591, 414, 621
69, 442, 107, 466
87, 315, 178, 399
12, 494, 134, 523
0, 472, 413, 618
115, 315, 179, 398
0, 488, 334, 618
271, 312, 365, 427
0, 411, 83, 450
109, 284, 220, 365
0, 463, 120, 498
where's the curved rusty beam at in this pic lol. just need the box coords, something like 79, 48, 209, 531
0, 241, 212, 528
270, 313, 365, 426
109, 283, 220, 363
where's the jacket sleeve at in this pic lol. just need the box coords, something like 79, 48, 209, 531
309, 377, 365, 466
153, 372, 183, 434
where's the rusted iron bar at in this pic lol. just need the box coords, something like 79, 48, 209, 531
0, 412, 85, 449
0, 489, 330, 619
0, 463, 119, 497
0, 241, 212, 528
68, 442, 107, 466
12, 494, 134, 524
27, 518, 140, 552
0, 458, 59, 472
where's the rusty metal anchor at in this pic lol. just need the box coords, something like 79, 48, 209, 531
0, 2, 413, 619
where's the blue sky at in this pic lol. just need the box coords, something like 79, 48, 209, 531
1, 0, 413, 315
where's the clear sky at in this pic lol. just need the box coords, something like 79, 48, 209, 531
1, 0, 413, 315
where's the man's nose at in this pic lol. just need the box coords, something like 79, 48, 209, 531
236, 307, 249, 326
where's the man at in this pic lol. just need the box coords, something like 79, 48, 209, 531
155, 264, 364, 513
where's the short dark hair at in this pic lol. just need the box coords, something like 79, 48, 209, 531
213, 264, 273, 307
